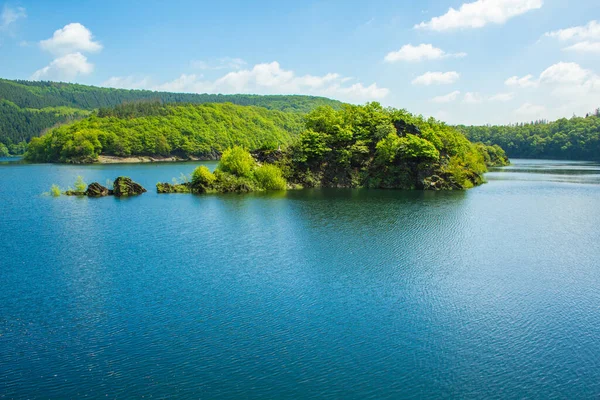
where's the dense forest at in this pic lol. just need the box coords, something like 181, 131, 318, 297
151, 103, 505, 192
26, 102, 304, 163
0, 78, 342, 154
459, 110, 600, 160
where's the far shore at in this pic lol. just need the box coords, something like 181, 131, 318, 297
97, 155, 218, 164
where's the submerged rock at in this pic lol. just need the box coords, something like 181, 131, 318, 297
85, 182, 110, 197
113, 177, 146, 197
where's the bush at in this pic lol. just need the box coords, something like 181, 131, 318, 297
74, 176, 87, 192
254, 164, 287, 190
218, 146, 255, 177
191, 165, 216, 190
50, 184, 61, 197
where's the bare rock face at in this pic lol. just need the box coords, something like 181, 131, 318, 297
85, 182, 110, 197
113, 177, 147, 197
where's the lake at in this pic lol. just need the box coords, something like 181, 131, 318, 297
1, 159, 599, 399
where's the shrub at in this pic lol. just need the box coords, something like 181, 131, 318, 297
191, 165, 216, 190
254, 164, 287, 190
74, 176, 87, 192
218, 146, 255, 178
50, 184, 61, 197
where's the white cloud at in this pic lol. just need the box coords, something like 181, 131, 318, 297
515, 102, 546, 117
505, 74, 538, 88
539, 62, 591, 85
544, 20, 600, 42
103, 76, 152, 90
563, 41, 600, 53
384, 44, 466, 62
431, 91, 461, 103
412, 71, 459, 85
105, 62, 389, 102
415, 0, 543, 31
489, 92, 515, 101
1, 4, 26, 31
463, 92, 483, 104
544, 21, 600, 53
190, 57, 247, 71
31, 52, 94, 81
40, 23, 102, 56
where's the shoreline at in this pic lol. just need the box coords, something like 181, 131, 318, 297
97, 155, 217, 164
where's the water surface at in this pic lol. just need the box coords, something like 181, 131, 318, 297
1, 159, 599, 399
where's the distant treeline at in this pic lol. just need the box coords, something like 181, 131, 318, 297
0, 78, 343, 154
458, 110, 600, 161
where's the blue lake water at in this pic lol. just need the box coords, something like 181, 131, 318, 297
1, 159, 600, 399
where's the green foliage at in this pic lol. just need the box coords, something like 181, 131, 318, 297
50, 184, 61, 197
254, 164, 287, 190
26, 103, 304, 163
191, 165, 216, 191
459, 110, 600, 161
0, 78, 342, 148
74, 176, 87, 192
397, 134, 440, 161
0, 143, 8, 157
475, 143, 510, 167
218, 146, 256, 178
288, 103, 489, 189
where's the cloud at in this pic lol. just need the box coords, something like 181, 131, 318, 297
505, 74, 537, 88
384, 44, 466, 62
544, 20, 600, 42
103, 76, 152, 90
463, 92, 483, 104
1, 4, 26, 31
32, 23, 102, 82
190, 57, 247, 71
105, 62, 389, 102
563, 41, 600, 53
431, 90, 461, 103
31, 52, 94, 80
544, 21, 600, 53
415, 0, 543, 31
489, 92, 515, 101
515, 102, 546, 117
412, 71, 459, 85
40, 22, 102, 56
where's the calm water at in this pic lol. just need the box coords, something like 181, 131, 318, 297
1, 159, 600, 399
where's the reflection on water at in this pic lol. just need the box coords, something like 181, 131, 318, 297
0, 158, 600, 398
487, 159, 600, 185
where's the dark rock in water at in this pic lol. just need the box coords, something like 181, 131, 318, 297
63, 190, 85, 196
423, 175, 445, 190
85, 182, 110, 197
156, 182, 191, 193
113, 177, 146, 197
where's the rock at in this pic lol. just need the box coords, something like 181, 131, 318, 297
63, 190, 85, 196
113, 177, 147, 197
156, 182, 191, 193
85, 182, 110, 197
423, 175, 444, 190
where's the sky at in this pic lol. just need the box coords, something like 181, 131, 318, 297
0, 0, 599, 125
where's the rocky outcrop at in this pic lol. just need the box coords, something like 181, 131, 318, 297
112, 177, 147, 197
85, 182, 110, 197
156, 182, 191, 193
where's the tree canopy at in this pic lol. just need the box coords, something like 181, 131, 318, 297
458, 110, 600, 161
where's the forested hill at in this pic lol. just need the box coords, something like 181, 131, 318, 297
0, 78, 343, 154
26, 102, 305, 163
458, 110, 600, 161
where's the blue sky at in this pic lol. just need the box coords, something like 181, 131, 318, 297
0, 0, 599, 124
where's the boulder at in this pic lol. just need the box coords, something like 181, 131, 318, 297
113, 177, 147, 197
85, 182, 110, 197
